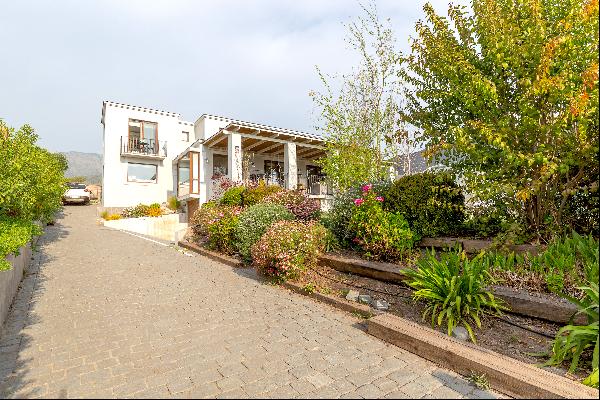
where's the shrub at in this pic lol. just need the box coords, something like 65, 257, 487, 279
402, 249, 506, 342
322, 180, 391, 246
105, 214, 122, 221
121, 204, 151, 218
544, 282, 598, 387
0, 217, 40, 271
0, 120, 67, 222
190, 201, 220, 238
383, 172, 465, 237
100, 210, 109, 219
147, 204, 162, 217
235, 203, 294, 261
263, 190, 320, 220
251, 220, 327, 281
206, 206, 243, 254
241, 181, 283, 206
167, 196, 181, 211
220, 186, 245, 206
349, 184, 416, 261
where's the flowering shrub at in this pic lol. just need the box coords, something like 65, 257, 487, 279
190, 201, 221, 238
242, 181, 283, 206
349, 184, 416, 260
207, 206, 243, 254
210, 176, 239, 201
220, 186, 245, 206
235, 203, 295, 261
251, 221, 328, 281
263, 190, 320, 220
121, 203, 163, 218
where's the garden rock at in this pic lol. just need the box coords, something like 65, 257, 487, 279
358, 294, 372, 304
451, 326, 469, 341
345, 290, 360, 302
371, 299, 389, 311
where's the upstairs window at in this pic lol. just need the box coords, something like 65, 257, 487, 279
128, 119, 158, 147
182, 131, 190, 142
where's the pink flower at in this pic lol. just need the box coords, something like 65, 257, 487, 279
354, 198, 364, 206
362, 184, 372, 192
376, 196, 384, 202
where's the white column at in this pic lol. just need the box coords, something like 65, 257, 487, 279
284, 143, 298, 190
227, 131, 242, 183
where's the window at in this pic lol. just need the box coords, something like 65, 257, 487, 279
213, 154, 228, 177
127, 163, 157, 183
128, 119, 158, 152
182, 131, 190, 142
177, 156, 190, 196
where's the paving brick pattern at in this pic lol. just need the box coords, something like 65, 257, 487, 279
0, 206, 505, 399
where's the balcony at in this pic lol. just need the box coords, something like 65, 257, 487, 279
120, 137, 167, 159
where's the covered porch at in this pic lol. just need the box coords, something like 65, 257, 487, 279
203, 121, 332, 199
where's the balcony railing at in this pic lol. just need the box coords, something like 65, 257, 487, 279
300, 175, 333, 196
121, 137, 167, 158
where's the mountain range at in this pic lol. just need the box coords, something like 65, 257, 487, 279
61, 151, 102, 184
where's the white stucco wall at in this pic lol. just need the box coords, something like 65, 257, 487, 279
102, 102, 194, 207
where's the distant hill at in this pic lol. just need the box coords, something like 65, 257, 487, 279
61, 151, 102, 185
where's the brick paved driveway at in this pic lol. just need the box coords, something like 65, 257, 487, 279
0, 206, 502, 399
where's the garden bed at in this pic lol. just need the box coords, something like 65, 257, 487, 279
320, 251, 582, 324
292, 263, 593, 383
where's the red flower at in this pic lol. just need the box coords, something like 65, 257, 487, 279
354, 198, 364, 206
376, 196, 384, 202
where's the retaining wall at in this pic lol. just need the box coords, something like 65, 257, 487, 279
0, 244, 32, 329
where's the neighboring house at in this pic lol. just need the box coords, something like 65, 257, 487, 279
393, 149, 448, 177
101, 101, 330, 220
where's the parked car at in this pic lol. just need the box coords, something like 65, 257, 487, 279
63, 183, 91, 205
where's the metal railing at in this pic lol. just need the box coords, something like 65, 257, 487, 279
121, 137, 167, 158
305, 174, 333, 196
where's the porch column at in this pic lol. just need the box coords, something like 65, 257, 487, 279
227, 131, 242, 183
284, 143, 298, 190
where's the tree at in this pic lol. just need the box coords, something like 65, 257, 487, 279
401, 0, 599, 239
310, 3, 407, 191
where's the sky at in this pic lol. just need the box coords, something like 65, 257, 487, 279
0, 0, 460, 154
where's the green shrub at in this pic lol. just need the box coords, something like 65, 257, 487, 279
206, 206, 242, 254
263, 190, 320, 220
167, 196, 180, 211
321, 181, 391, 247
190, 201, 220, 238
105, 214, 122, 221
100, 210, 109, 219
220, 186, 245, 206
402, 249, 506, 342
544, 282, 598, 387
383, 172, 465, 237
0, 120, 67, 222
0, 217, 40, 271
241, 181, 283, 206
235, 203, 294, 261
349, 184, 416, 261
147, 204, 163, 217
251, 220, 327, 281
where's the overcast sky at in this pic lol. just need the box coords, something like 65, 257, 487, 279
0, 0, 458, 154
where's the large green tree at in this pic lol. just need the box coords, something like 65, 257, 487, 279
310, 3, 407, 191
402, 0, 599, 238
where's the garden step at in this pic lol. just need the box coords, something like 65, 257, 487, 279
367, 313, 597, 399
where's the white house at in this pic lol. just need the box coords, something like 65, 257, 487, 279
101, 101, 331, 220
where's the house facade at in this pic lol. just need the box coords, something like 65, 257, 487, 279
101, 101, 330, 219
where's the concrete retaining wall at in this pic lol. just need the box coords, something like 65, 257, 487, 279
103, 213, 188, 242
1, 244, 32, 329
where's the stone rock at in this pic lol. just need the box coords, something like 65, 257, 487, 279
345, 290, 360, 302
358, 294, 372, 304
371, 299, 389, 311
451, 326, 469, 341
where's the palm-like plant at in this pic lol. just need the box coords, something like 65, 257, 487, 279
403, 249, 506, 342
545, 282, 599, 388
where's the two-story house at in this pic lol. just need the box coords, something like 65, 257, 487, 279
101, 101, 332, 220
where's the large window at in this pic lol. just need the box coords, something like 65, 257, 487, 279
213, 154, 228, 177
264, 160, 284, 186
127, 163, 157, 183
177, 156, 190, 196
